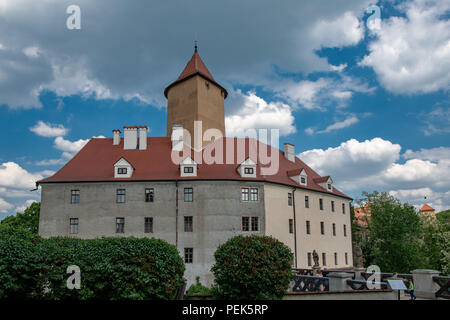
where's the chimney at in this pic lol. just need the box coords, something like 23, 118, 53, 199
171, 124, 184, 151
112, 129, 121, 145
123, 126, 138, 150
139, 126, 148, 150
284, 143, 295, 162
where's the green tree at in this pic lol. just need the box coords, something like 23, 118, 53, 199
421, 215, 450, 275
358, 191, 425, 273
0, 202, 40, 234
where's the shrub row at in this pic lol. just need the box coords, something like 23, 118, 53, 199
0, 226, 185, 300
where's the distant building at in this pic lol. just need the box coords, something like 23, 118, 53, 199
354, 203, 371, 227
419, 204, 436, 219
37, 47, 354, 286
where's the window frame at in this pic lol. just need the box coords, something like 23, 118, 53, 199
117, 167, 127, 175
289, 219, 294, 234
116, 217, 125, 233
305, 195, 309, 208
183, 166, 194, 174
70, 218, 79, 234
184, 216, 193, 232
244, 167, 254, 175
322, 253, 326, 266
145, 188, 154, 202
116, 189, 126, 203
184, 248, 193, 264
288, 193, 293, 206
306, 220, 311, 235
242, 216, 250, 231
250, 188, 258, 201
320, 221, 325, 235
334, 252, 338, 265
184, 188, 193, 202
332, 223, 336, 236
331, 200, 335, 212
319, 198, 324, 210
251, 217, 259, 231
144, 217, 153, 233
307, 252, 312, 267
71, 190, 80, 204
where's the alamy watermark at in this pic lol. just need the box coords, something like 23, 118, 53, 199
66, 265, 81, 290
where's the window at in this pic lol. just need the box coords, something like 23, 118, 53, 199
322, 253, 326, 266
306, 220, 310, 234
289, 219, 294, 234
242, 217, 250, 231
71, 190, 80, 204
144, 217, 153, 233
184, 248, 193, 264
345, 253, 348, 265
116, 217, 125, 233
319, 198, 323, 210
333, 223, 336, 236
344, 224, 347, 237
305, 196, 309, 208
116, 189, 126, 203
184, 216, 193, 232
331, 201, 335, 212
334, 252, 338, 265
117, 168, 127, 175
70, 218, 78, 234
241, 188, 249, 201
327, 183, 332, 191
342, 203, 346, 214
307, 253, 312, 267
250, 188, 258, 201
251, 217, 259, 231
288, 193, 293, 206
300, 176, 306, 185
184, 166, 194, 174
145, 188, 154, 202
184, 188, 193, 202
320, 222, 325, 235
244, 167, 254, 175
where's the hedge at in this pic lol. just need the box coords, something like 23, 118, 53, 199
211, 235, 293, 300
0, 227, 185, 300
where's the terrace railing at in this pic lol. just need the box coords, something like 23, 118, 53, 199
292, 275, 329, 292
432, 276, 450, 299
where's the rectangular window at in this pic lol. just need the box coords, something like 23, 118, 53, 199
306, 220, 311, 235
288, 193, 292, 206
250, 188, 258, 201
144, 217, 153, 233
184, 216, 193, 232
241, 188, 249, 201
289, 219, 294, 234
320, 221, 325, 235
342, 203, 346, 214
319, 198, 323, 210
71, 190, 80, 204
244, 167, 254, 175
116, 189, 125, 203
332, 223, 336, 236
305, 196, 309, 208
70, 218, 78, 234
307, 253, 312, 267
184, 248, 193, 264
322, 253, 326, 266
184, 166, 194, 174
251, 217, 259, 231
345, 253, 348, 265
242, 217, 250, 231
145, 188, 154, 202
116, 217, 125, 233
117, 168, 127, 175
300, 176, 306, 184
331, 201, 335, 212
344, 224, 347, 237
334, 252, 338, 265
184, 188, 193, 202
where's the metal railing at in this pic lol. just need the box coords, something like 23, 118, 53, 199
433, 276, 450, 299
292, 275, 329, 292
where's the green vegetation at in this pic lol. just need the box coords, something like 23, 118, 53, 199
0, 202, 40, 234
211, 235, 293, 300
0, 226, 185, 300
354, 191, 450, 275
186, 276, 213, 295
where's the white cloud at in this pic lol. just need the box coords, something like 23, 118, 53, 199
0, 197, 13, 214
14, 199, 37, 213
360, 0, 450, 94
225, 91, 296, 137
421, 107, 450, 136
53, 136, 105, 158
403, 146, 450, 162
306, 116, 359, 135
30, 120, 68, 137
23, 46, 40, 58
389, 188, 450, 212
0, 162, 43, 189
35, 158, 67, 166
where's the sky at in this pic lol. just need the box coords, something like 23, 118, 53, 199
0, 0, 449, 218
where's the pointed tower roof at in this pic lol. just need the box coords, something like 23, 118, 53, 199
420, 204, 434, 212
164, 46, 228, 98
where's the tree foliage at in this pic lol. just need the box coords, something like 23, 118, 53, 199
0, 202, 40, 234
211, 235, 293, 300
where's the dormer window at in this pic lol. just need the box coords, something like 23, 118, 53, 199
238, 158, 257, 178
114, 157, 134, 178
180, 157, 197, 177
314, 176, 333, 192
327, 183, 332, 191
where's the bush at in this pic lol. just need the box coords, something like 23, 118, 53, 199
211, 235, 293, 300
186, 276, 213, 295
0, 230, 185, 300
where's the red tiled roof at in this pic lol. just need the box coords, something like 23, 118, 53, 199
37, 137, 351, 200
164, 50, 228, 98
420, 204, 434, 212
313, 176, 330, 184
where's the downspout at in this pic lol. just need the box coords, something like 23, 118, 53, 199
175, 180, 179, 249
292, 188, 298, 268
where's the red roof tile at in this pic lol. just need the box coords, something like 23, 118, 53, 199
420, 204, 434, 212
37, 137, 351, 200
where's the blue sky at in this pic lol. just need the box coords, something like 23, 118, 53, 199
0, 0, 449, 217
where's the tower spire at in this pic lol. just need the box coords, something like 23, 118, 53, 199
194, 40, 198, 53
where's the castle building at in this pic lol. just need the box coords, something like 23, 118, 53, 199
37, 47, 354, 286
